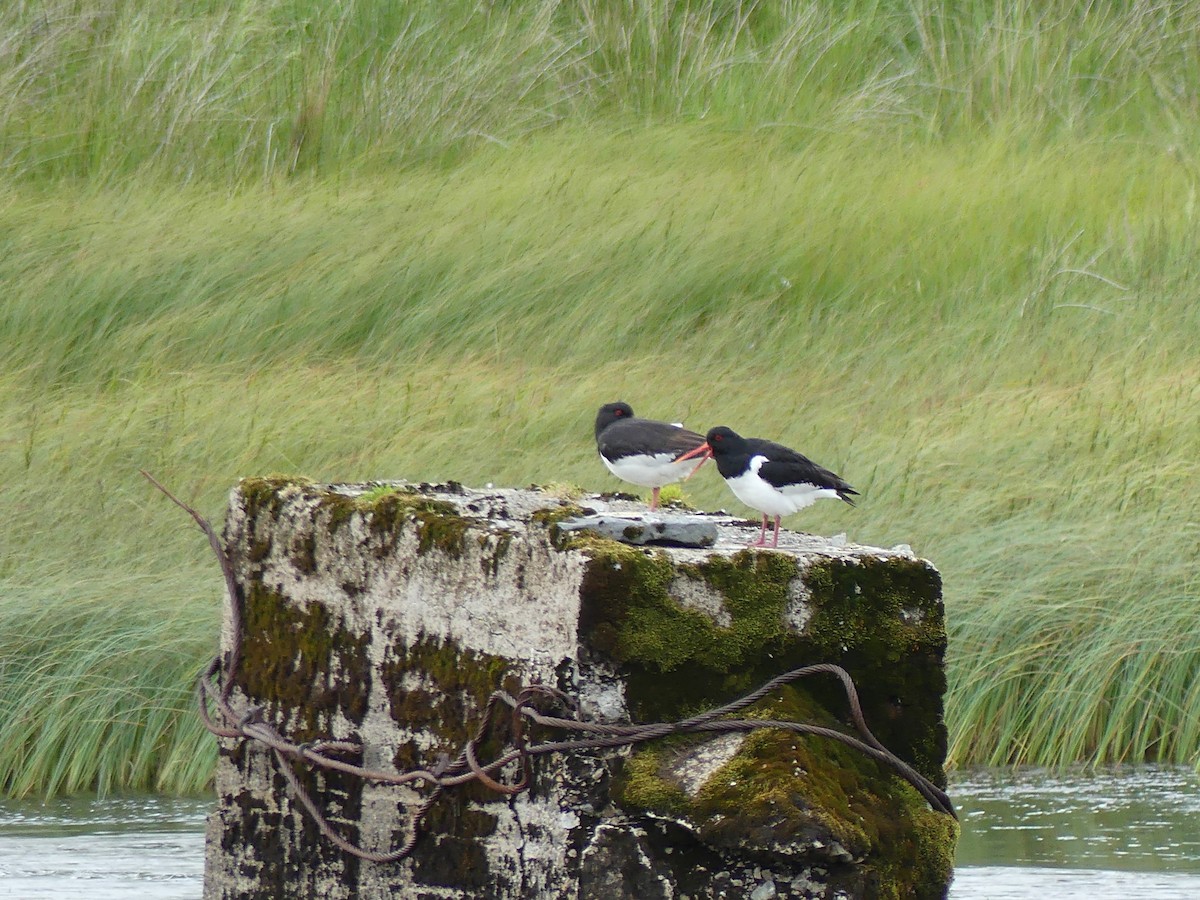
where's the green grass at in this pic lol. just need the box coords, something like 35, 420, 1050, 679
3, 0, 1199, 182
2, 1, 1200, 796
0, 575, 216, 796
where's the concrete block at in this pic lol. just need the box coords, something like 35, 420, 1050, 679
203, 479, 955, 899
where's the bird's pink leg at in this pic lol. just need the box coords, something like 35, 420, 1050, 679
650, 486, 660, 511
771, 515, 781, 548
752, 514, 768, 546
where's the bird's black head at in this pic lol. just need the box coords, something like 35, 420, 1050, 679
595, 401, 635, 440
703, 426, 746, 457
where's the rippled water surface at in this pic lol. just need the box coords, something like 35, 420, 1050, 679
2, 767, 1199, 898
0, 795, 207, 899
950, 766, 1200, 898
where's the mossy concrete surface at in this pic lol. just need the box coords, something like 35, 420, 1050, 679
204, 479, 954, 899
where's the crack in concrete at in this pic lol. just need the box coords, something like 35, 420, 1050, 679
510, 797, 528, 897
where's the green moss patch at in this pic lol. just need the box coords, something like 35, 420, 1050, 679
572, 537, 798, 719
655, 484, 696, 510
575, 539, 797, 672
797, 556, 948, 784
613, 737, 698, 816
235, 584, 370, 744
573, 533, 953, 895
362, 490, 470, 557
569, 533, 948, 783
615, 686, 958, 900
380, 635, 521, 785
531, 502, 589, 548
239, 474, 314, 521
238, 478, 472, 563
802, 556, 946, 662
377, 635, 525, 889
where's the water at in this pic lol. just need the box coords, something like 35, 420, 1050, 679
0, 795, 207, 899
950, 766, 1200, 899
2, 767, 1199, 898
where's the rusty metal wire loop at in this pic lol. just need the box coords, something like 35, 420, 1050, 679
144, 471, 956, 866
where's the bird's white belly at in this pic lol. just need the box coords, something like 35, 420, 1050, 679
725, 464, 841, 517
601, 452, 697, 488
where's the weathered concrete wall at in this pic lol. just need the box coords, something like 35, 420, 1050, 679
203, 478, 956, 900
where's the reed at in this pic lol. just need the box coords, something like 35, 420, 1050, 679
1, 1, 1197, 183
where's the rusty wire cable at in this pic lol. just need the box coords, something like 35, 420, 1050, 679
145, 471, 956, 865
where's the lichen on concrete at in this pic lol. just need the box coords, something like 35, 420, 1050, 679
380, 633, 521, 776
236, 583, 370, 743
238, 475, 472, 565
208, 480, 954, 899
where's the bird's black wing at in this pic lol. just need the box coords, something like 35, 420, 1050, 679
748, 438, 858, 503
599, 418, 705, 460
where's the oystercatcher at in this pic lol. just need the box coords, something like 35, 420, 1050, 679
594, 402, 708, 511
676, 426, 857, 547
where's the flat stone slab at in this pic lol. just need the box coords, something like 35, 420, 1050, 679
555, 513, 718, 547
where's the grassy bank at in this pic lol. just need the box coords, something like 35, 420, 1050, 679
3, 0, 1199, 182
2, 1, 1199, 796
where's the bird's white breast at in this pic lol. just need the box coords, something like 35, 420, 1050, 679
725, 455, 841, 516
601, 452, 698, 488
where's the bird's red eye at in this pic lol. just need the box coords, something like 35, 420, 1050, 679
713, 434, 722, 442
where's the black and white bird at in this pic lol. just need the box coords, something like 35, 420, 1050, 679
594, 402, 708, 511
676, 426, 857, 547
